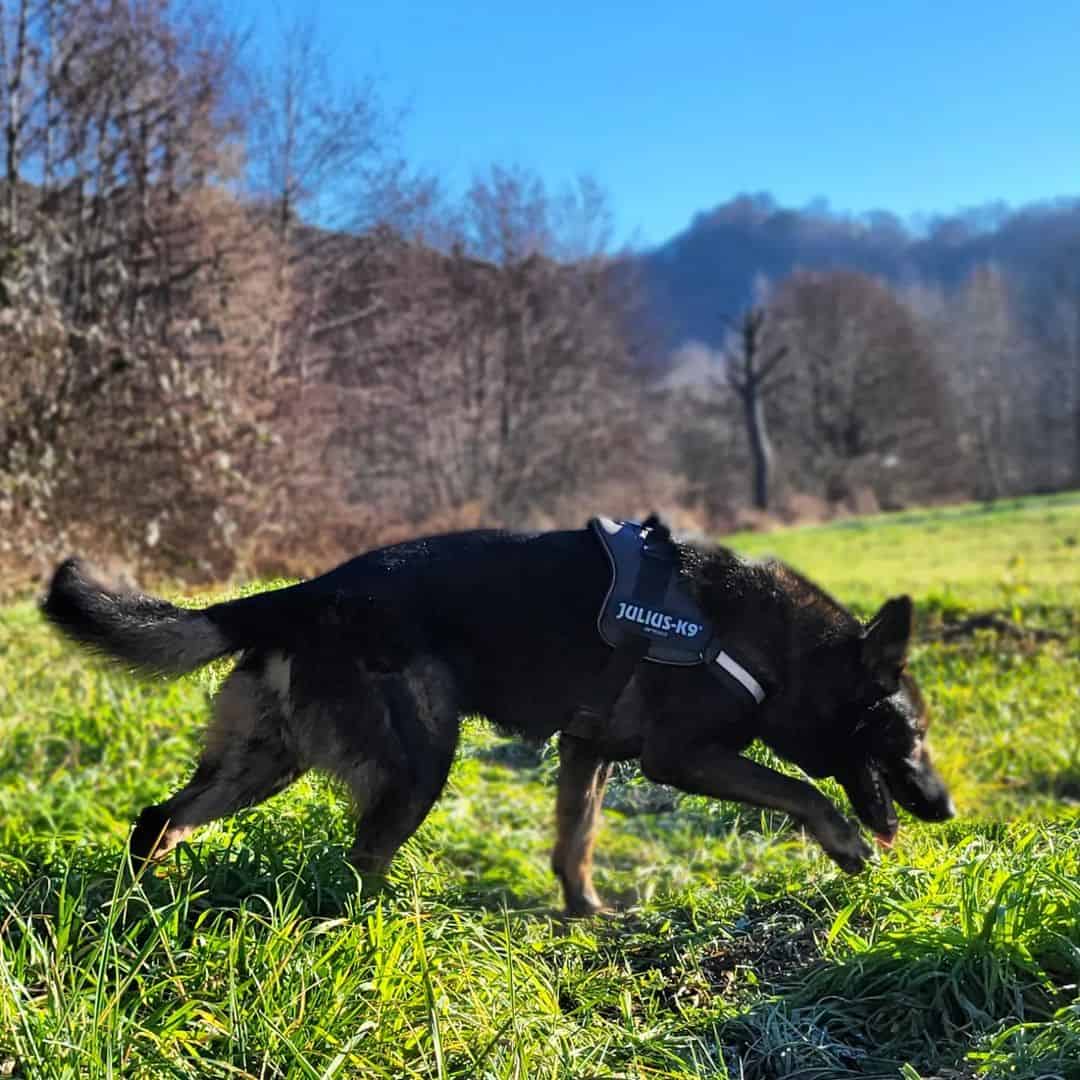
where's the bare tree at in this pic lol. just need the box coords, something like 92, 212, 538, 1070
940, 267, 1014, 497
297, 167, 646, 528
453, 168, 644, 519
243, 10, 403, 376
0, 0, 33, 235
0, 0, 266, 580
723, 305, 787, 509
769, 269, 951, 505
1043, 253, 1080, 487
912, 265, 1049, 499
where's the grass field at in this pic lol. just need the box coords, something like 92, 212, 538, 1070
1, 494, 1079, 1079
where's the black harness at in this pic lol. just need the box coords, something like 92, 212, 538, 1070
571, 516, 767, 730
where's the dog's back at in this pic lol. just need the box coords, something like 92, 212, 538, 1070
42, 528, 617, 737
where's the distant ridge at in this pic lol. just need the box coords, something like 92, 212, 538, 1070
632, 193, 1080, 355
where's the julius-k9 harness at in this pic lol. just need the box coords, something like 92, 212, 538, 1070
570, 516, 767, 730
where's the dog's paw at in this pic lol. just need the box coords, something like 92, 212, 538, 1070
129, 805, 170, 865
828, 835, 873, 875
809, 807, 873, 874
562, 895, 612, 919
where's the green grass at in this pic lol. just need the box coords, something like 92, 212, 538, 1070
728, 492, 1080, 621
2, 493, 1079, 1078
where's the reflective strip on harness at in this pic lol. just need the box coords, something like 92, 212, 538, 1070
713, 650, 766, 704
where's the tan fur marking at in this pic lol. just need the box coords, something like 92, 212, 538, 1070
403, 657, 456, 732
143, 822, 195, 862
341, 760, 383, 814
203, 670, 261, 759
263, 653, 292, 710
553, 738, 613, 915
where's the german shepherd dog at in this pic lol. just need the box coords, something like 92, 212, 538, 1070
42, 521, 954, 915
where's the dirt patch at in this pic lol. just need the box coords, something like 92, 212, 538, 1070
926, 612, 1065, 644
702, 903, 824, 996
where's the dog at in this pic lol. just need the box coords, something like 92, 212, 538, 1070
41, 516, 954, 915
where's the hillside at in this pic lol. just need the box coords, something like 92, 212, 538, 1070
636, 194, 1080, 352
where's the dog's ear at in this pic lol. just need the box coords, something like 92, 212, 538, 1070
641, 512, 672, 542
860, 596, 913, 696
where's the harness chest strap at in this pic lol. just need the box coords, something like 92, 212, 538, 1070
572, 520, 670, 723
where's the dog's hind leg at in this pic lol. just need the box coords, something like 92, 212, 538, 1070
341, 660, 461, 879
552, 733, 613, 916
347, 763, 456, 877
130, 657, 304, 864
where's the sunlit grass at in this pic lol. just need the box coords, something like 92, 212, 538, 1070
2, 494, 1079, 1077
729, 491, 1080, 620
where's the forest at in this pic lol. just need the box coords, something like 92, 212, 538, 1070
2, 0, 1078, 591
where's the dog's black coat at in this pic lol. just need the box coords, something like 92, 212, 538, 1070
215, 529, 620, 735
42, 522, 954, 914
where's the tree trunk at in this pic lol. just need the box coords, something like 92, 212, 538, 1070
742, 387, 773, 510
4, 0, 30, 236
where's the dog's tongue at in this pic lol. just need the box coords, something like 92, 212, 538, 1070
869, 766, 898, 849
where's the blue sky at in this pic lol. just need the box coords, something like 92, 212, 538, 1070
232, 1, 1080, 248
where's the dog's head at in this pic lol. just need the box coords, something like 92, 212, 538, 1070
694, 557, 954, 840
758, 593, 954, 842
835, 673, 955, 844
828, 598, 954, 842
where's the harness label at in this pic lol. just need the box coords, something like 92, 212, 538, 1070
587, 515, 767, 705
591, 516, 711, 665
614, 601, 701, 638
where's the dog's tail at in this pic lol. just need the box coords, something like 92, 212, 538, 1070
42, 558, 236, 678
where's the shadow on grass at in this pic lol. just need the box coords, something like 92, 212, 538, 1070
697, 904, 1074, 1080
0, 841, 361, 943
1, 826, 566, 959
467, 739, 548, 770
1023, 769, 1080, 805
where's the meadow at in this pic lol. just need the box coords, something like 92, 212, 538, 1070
1, 494, 1078, 1079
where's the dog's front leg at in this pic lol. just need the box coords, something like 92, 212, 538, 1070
552, 733, 614, 915
641, 742, 872, 873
